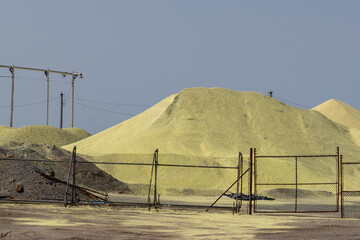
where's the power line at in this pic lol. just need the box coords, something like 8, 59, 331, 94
0, 97, 59, 108
75, 88, 97, 133
73, 97, 151, 107
272, 94, 311, 109
0, 75, 11, 78
68, 98, 136, 116
14, 75, 72, 84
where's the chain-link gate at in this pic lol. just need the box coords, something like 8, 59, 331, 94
341, 156, 360, 218
253, 148, 340, 213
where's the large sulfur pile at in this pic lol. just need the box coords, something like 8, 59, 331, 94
0, 125, 91, 147
62, 88, 360, 196
313, 99, 360, 147
64, 87, 360, 157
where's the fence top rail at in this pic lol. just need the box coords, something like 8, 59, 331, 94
255, 154, 338, 158
341, 162, 360, 165
77, 161, 238, 169
0, 158, 237, 169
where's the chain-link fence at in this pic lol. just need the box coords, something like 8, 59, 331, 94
0, 147, 248, 212
253, 148, 339, 213
341, 157, 360, 218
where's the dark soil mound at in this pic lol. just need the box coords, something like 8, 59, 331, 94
0, 142, 129, 201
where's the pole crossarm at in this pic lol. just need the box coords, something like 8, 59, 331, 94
0, 65, 82, 77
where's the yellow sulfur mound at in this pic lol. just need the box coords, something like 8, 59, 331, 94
313, 99, 360, 146
62, 88, 360, 194
63, 88, 359, 157
0, 125, 91, 147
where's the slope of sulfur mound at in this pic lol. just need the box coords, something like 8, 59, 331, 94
0, 125, 91, 147
64, 87, 359, 157
313, 99, 360, 146
313, 99, 360, 129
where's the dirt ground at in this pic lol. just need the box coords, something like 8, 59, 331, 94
0, 203, 359, 239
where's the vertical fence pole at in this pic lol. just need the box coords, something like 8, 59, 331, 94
253, 148, 257, 213
295, 157, 298, 213
64, 146, 76, 206
71, 146, 77, 203
147, 149, 157, 211
236, 153, 241, 213
154, 149, 159, 205
340, 155, 344, 218
336, 146, 340, 212
240, 152, 243, 212
249, 148, 253, 215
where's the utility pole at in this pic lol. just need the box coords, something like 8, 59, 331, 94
0, 65, 82, 128
9, 66, 14, 127
45, 70, 49, 126
60, 92, 64, 129
71, 72, 78, 128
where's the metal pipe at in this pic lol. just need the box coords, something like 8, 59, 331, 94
249, 148, 253, 215
340, 155, 344, 218
295, 157, 298, 213
0, 64, 81, 76
205, 168, 250, 212
336, 146, 340, 212
154, 149, 159, 205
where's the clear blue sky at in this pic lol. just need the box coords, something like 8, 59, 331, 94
0, 0, 359, 134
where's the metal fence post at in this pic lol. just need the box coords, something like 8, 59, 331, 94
336, 146, 340, 212
249, 148, 253, 215
236, 152, 242, 213
340, 155, 344, 218
64, 146, 76, 207
71, 146, 77, 203
295, 157, 298, 213
154, 149, 159, 205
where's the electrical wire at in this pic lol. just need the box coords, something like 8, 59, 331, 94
74, 88, 97, 133
0, 97, 59, 108
73, 97, 151, 107
0, 76, 11, 78
68, 98, 136, 116
272, 94, 311, 109
14, 75, 72, 84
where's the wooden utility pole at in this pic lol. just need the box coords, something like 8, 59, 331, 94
71, 72, 78, 128
60, 92, 64, 129
9, 66, 14, 127
45, 70, 49, 126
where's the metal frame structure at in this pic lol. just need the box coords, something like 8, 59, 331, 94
0, 65, 82, 127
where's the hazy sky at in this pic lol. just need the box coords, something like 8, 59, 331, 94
1, 1, 359, 134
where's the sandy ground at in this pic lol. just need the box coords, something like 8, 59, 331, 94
0, 203, 360, 239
